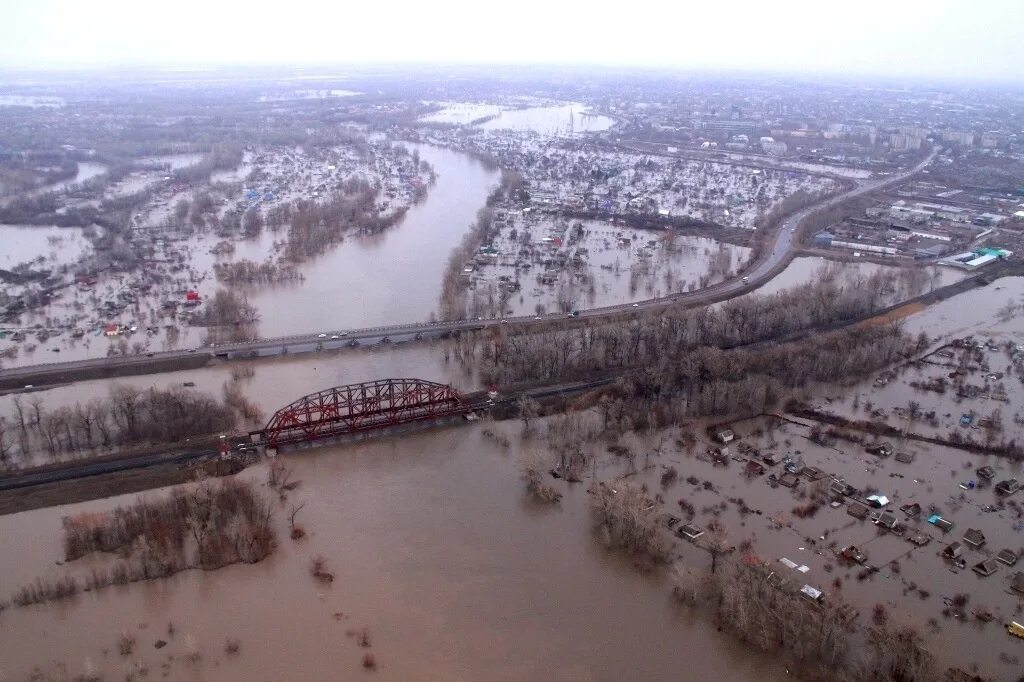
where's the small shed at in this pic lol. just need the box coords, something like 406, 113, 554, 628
840, 546, 868, 564
679, 524, 704, 541
976, 465, 996, 480
800, 584, 824, 604
942, 542, 964, 560
894, 451, 915, 464
928, 514, 954, 532
715, 428, 735, 444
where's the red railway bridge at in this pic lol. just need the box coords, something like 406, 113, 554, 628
258, 378, 469, 448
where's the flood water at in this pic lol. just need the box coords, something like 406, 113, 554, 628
0, 424, 787, 681
0, 224, 89, 269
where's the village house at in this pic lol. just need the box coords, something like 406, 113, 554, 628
996, 549, 1018, 567
830, 479, 855, 497
865, 494, 889, 508
875, 512, 899, 532
778, 472, 800, 488
942, 542, 964, 561
963, 528, 986, 550
976, 465, 996, 480
973, 558, 999, 577
800, 466, 826, 482
899, 502, 922, 518
847, 502, 869, 519
995, 478, 1021, 495
1012, 572, 1024, 595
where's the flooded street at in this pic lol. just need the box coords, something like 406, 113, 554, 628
0, 424, 787, 681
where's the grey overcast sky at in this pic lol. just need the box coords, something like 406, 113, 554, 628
1, 0, 1022, 82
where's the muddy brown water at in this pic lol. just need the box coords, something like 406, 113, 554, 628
0, 423, 787, 681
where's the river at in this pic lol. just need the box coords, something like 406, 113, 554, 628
241, 145, 499, 332
0, 423, 788, 681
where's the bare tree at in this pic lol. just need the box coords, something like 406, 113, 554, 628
517, 395, 540, 434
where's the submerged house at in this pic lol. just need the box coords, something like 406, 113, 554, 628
875, 512, 899, 531
963, 528, 986, 550
973, 558, 999, 577
996, 479, 1021, 496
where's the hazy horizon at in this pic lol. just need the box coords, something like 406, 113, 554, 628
2, 0, 1023, 84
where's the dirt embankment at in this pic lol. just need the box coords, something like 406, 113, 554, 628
0, 353, 213, 391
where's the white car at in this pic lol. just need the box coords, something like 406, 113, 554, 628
742, 277, 749, 282
317, 333, 327, 338
632, 303, 639, 307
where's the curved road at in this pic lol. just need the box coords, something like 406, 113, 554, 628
0, 149, 939, 388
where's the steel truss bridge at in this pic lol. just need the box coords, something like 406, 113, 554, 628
259, 378, 468, 448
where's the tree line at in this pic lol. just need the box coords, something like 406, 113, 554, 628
456, 267, 928, 388
0, 383, 237, 469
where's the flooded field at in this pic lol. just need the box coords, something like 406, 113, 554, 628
421, 101, 614, 136
419, 102, 504, 125
0, 424, 787, 681
478, 103, 614, 135
466, 217, 748, 317
810, 275, 1024, 444
0, 224, 90, 269
753, 256, 965, 298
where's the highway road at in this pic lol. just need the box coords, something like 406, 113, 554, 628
0, 149, 939, 388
